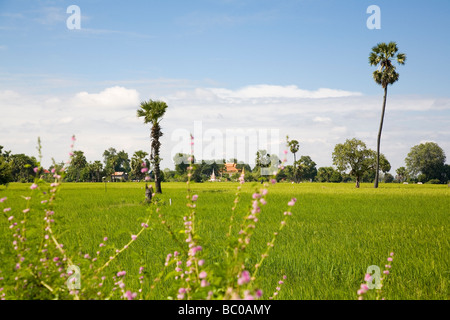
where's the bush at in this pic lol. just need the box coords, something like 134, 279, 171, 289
425, 179, 441, 184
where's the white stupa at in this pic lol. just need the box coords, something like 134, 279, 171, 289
210, 169, 216, 182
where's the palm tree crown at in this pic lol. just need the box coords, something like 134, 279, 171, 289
137, 100, 168, 125
369, 42, 406, 88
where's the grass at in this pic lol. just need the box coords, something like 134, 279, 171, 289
0, 181, 448, 299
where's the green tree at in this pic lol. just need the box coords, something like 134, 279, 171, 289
0, 146, 12, 185
405, 142, 447, 183
91, 160, 103, 182
369, 42, 406, 188
131, 150, 149, 180
103, 147, 118, 177
137, 99, 168, 193
363, 151, 391, 182
0, 156, 12, 185
286, 136, 300, 182
384, 173, 394, 183
117, 150, 131, 173
296, 155, 317, 182
395, 166, 408, 183
67, 150, 88, 182
332, 138, 374, 188
9, 154, 38, 182
317, 167, 342, 183
173, 153, 191, 175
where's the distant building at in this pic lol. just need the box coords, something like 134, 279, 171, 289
222, 163, 240, 174
111, 171, 128, 182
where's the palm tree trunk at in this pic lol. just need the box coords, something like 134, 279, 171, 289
293, 153, 297, 183
151, 123, 163, 194
375, 86, 388, 188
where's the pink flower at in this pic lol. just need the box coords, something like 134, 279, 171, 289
141, 223, 148, 228
23, 209, 30, 213
364, 273, 372, 282
390, 252, 394, 257
0, 197, 6, 203
71, 135, 76, 142
191, 195, 198, 201
125, 291, 137, 300
237, 270, 251, 285
144, 176, 150, 181
283, 150, 288, 155
383, 270, 390, 275
3, 207, 11, 213
99, 243, 105, 247
191, 246, 202, 255
30, 184, 38, 190
199, 271, 207, 279
387, 257, 393, 262
198, 259, 205, 266
8, 215, 13, 221
33, 167, 39, 173
141, 168, 148, 173
252, 193, 261, 199
288, 198, 297, 206
131, 235, 138, 241
201, 280, 209, 287
117, 271, 126, 277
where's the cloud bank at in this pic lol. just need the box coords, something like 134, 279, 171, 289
1, 84, 449, 173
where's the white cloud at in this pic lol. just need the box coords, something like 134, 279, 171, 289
72, 86, 140, 109
167, 84, 362, 103
313, 116, 332, 124
1, 84, 449, 174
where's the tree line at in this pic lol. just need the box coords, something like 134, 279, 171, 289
0, 139, 448, 186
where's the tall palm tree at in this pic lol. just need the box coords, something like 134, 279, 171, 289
131, 150, 149, 180
137, 100, 168, 193
369, 42, 406, 188
286, 136, 300, 183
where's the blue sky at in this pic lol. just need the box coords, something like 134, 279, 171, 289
0, 0, 449, 172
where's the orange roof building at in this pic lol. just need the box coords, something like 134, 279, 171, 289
223, 163, 240, 174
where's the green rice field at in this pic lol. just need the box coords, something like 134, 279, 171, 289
0, 181, 448, 299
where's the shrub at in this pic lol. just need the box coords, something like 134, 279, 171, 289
426, 179, 441, 184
